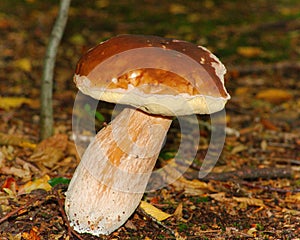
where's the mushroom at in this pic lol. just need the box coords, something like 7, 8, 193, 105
65, 34, 230, 236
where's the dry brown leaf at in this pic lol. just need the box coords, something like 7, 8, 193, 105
233, 196, 265, 207
209, 192, 228, 202
0, 165, 31, 179
231, 144, 248, 154
29, 134, 68, 169
162, 164, 207, 195
256, 88, 293, 104
0, 132, 36, 149
22, 227, 41, 240
34, 134, 68, 152
285, 193, 300, 203
140, 201, 172, 222
173, 202, 183, 219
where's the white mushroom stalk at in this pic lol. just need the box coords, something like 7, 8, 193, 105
65, 108, 171, 235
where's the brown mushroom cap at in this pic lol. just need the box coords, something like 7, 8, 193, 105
74, 34, 230, 115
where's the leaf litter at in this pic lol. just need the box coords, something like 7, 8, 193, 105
0, 0, 300, 239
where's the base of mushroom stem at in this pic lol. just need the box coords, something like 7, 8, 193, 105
65, 108, 172, 235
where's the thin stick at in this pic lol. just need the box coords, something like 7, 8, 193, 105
241, 181, 300, 193
40, 0, 71, 140
196, 167, 293, 182
54, 189, 84, 240
0, 192, 47, 224
136, 208, 176, 237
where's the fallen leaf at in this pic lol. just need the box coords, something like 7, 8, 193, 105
22, 227, 41, 240
162, 164, 207, 195
124, 220, 137, 231
0, 132, 36, 149
231, 144, 248, 154
233, 197, 265, 207
209, 192, 228, 202
140, 201, 172, 222
2, 177, 18, 189
173, 202, 183, 219
29, 134, 68, 169
285, 193, 300, 203
256, 89, 293, 104
237, 46, 263, 58
235, 87, 251, 96
0, 166, 31, 179
69, 34, 86, 45
14, 58, 32, 72
18, 175, 52, 195
260, 118, 278, 131
169, 3, 188, 14
0, 97, 34, 111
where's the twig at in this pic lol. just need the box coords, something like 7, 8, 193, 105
241, 181, 300, 193
40, 0, 71, 140
273, 157, 300, 165
197, 167, 293, 182
189, 166, 298, 193
54, 189, 84, 240
0, 192, 47, 224
136, 208, 176, 237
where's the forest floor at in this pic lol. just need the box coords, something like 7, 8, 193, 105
0, 0, 300, 239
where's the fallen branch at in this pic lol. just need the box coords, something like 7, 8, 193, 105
241, 181, 300, 193
195, 167, 293, 182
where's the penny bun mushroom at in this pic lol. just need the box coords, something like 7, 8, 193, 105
65, 34, 230, 236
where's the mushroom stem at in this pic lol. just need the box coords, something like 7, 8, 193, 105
65, 107, 172, 235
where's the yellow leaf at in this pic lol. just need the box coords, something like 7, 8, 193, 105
237, 46, 263, 58
173, 202, 183, 219
0, 97, 34, 110
256, 89, 293, 104
231, 144, 247, 154
0, 132, 36, 149
169, 3, 188, 14
69, 34, 86, 45
235, 87, 251, 96
95, 0, 109, 8
285, 193, 300, 203
140, 201, 172, 221
18, 175, 52, 195
14, 58, 32, 72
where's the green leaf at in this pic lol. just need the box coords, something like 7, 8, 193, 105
159, 151, 176, 160
48, 177, 71, 187
95, 111, 105, 122
84, 103, 105, 122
